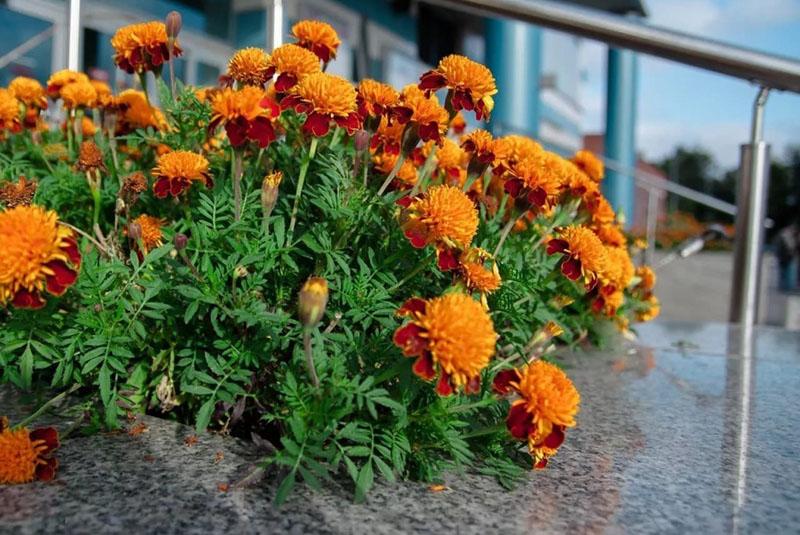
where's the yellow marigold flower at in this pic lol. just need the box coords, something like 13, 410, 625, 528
116, 89, 164, 131
131, 214, 165, 254
0, 89, 21, 134
594, 223, 627, 247
492, 360, 579, 469
291, 19, 341, 63
419, 54, 497, 120
152, 150, 212, 198
636, 265, 656, 292
209, 86, 280, 148
9, 77, 47, 109
0, 205, 81, 309
226, 47, 273, 87
46, 70, 89, 99
547, 225, 608, 288
111, 21, 181, 74
572, 149, 604, 182
283, 72, 360, 136
0, 176, 37, 209
0, 417, 60, 484
357, 79, 399, 122
298, 276, 329, 327
393, 292, 497, 395
373, 152, 417, 187
637, 294, 660, 322
402, 184, 478, 250
270, 44, 321, 91
602, 246, 635, 290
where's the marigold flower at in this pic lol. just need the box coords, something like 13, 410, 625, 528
0, 177, 37, 209
269, 44, 321, 93
572, 149, 604, 182
90, 80, 113, 108
594, 223, 626, 248
152, 150, 212, 198
121, 172, 148, 205
357, 79, 399, 125
583, 193, 616, 227
0, 205, 81, 309
401, 185, 479, 270
636, 265, 656, 292
111, 21, 182, 74
225, 47, 274, 87
393, 292, 497, 395
449, 112, 466, 135
592, 286, 625, 317
281, 72, 360, 136
504, 153, 564, 209
636, 294, 660, 322
458, 247, 501, 306
76, 141, 105, 173
298, 277, 329, 328
291, 20, 340, 63
433, 138, 468, 184
393, 85, 449, 146
116, 89, 165, 131
602, 246, 634, 291
131, 214, 165, 254
0, 417, 60, 484
370, 116, 404, 155
373, 152, 417, 188
209, 86, 280, 148
9, 77, 47, 110
0, 89, 21, 134
547, 225, 608, 288
419, 54, 497, 120
493, 135, 542, 172
46, 70, 89, 99
493, 360, 579, 469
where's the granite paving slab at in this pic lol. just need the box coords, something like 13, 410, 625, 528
2, 321, 799, 534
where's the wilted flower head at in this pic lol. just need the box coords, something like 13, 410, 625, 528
0, 417, 60, 484
77, 141, 105, 173
0, 177, 37, 209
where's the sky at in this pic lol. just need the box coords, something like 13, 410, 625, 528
578, 0, 800, 170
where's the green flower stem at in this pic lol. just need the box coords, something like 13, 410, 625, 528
138, 73, 151, 107
410, 146, 438, 197
232, 149, 244, 222
376, 153, 406, 196
446, 398, 496, 414
462, 422, 506, 439
492, 193, 509, 225
13, 384, 81, 430
288, 137, 319, 238
74, 109, 84, 148
389, 254, 434, 293
493, 212, 526, 258
303, 328, 320, 389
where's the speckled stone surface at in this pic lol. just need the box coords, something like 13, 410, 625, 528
1, 321, 799, 534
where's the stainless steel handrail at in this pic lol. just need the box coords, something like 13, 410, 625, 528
420, 0, 800, 93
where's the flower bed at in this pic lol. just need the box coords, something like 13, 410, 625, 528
0, 15, 658, 500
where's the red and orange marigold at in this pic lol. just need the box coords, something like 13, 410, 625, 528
281, 72, 360, 136
209, 86, 280, 148
393, 292, 497, 395
419, 54, 497, 120
0, 89, 21, 135
493, 360, 580, 469
269, 44, 321, 92
291, 19, 341, 63
547, 225, 608, 289
0, 205, 81, 309
111, 21, 182, 74
152, 150, 212, 198
0, 417, 60, 484
224, 47, 273, 87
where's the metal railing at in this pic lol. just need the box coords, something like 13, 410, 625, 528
421, 0, 800, 327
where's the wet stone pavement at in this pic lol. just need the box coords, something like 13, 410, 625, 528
1, 321, 799, 534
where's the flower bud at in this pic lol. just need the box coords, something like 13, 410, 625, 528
166, 11, 182, 40
261, 171, 282, 219
298, 277, 328, 328
354, 129, 370, 152
173, 233, 188, 251
127, 222, 142, 241
115, 198, 126, 214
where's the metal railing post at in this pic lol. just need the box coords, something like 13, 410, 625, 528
730, 87, 771, 325
67, 0, 81, 71
265, 0, 284, 52
645, 187, 659, 266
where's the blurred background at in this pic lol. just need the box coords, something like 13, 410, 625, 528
1, 0, 798, 327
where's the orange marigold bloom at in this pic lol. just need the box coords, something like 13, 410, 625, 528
583, 193, 616, 227
0, 89, 21, 134
458, 247, 501, 306
209, 86, 280, 148
0, 417, 60, 484
493, 135, 542, 172
111, 21, 182, 74
373, 152, 417, 188
402, 184, 478, 248
0, 177, 37, 209
493, 360, 580, 469
449, 112, 466, 135
461, 129, 499, 166
636, 265, 656, 292
0, 205, 81, 309
357, 79, 399, 123
9, 77, 47, 110
419, 54, 497, 120
393, 84, 448, 145
291, 19, 341, 63
636, 294, 660, 322
281, 72, 360, 136
504, 153, 564, 209
225, 47, 273, 87
46, 70, 89, 99
370, 116, 404, 155
602, 246, 635, 291
547, 225, 608, 288
393, 292, 497, 395
269, 44, 321, 92
434, 138, 468, 183
90, 80, 113, 108
572, 149, 604, 182
595, 223, 627, 248
593, 286, 625, 317
131, 214, 165, 253
152, 150, 212, 198
116, 89, 165, 132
